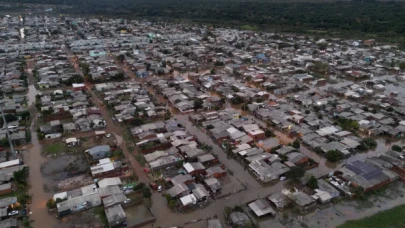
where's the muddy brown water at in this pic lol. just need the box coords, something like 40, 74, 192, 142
25, 74, 58, 227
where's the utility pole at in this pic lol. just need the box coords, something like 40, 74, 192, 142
0, 105, 15, 154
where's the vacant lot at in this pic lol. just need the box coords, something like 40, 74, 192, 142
125, 204, 155, 227
338, 204, 405, 228
40, 154, 89, 192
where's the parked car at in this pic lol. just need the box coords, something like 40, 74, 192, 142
124, 199, 131, 204
8, 210, 18, 216
158, 186, 162, 192
106, 133, 112, 138
279, 176, 287, 181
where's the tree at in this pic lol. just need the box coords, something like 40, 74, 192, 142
117, 54, 125, 63
46, 199, 56, 209
286, 166, 305, 182
0, 138, 9, 148
399, 62, 405, 71
265, 130, 274, 137
13, 167, 29, 187
292, 139, 300, 149
307, 176, 318, 189
317, 42, 328, 50
358, 138, 377, 151
391, 145, 403, 152
210, 69, 215, 74
194, 98, 203, 110
4, 114, 18, 122
325, 150, 343, 162
133, 182, 146, 191
386, 106, 394, 112
142, 187, 152, 198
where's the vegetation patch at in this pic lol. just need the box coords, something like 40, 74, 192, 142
338, 204, 405, 228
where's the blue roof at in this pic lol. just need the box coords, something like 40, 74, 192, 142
256, 54, 267, 59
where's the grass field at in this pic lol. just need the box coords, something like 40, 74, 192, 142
338, 204, 405, 228
42, 142, 65, 155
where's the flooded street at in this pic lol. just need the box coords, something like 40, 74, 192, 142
24, 72, 58, 227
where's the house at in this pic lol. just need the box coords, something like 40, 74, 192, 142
258, 137, 280, 152
167, 183, 189, 198
98, 177, 122, 189
268, 192, 290, 210
287, 152, 309, 166
339, 160, 398, 192
90, 158, 124, 178
170, 174, 194, 186
247, 129, 265, 141
0, 218, 18, 228
197, 154, 217, 166
0, 197, 18, 219
228, 212, 251, 227
204, 177, 221, 194
205, 166, 227, 179
317, 179, 340, 198
0, 183, 12, 196
183, 162, 206, 176
105, 204, 127, 228
284, 190, 316, 213
192, 184, 210, 202
86, 145, 111, 160
248, 199, 276, 217
102, 193, 127, 208
72, 83, 86, 91
180, 194, 197, 208
55, 185, 102, 217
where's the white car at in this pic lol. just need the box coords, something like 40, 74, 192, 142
279, 176, 287, 181
106, 133, 112, 138
158, 186, 162, 192
8, 210, 18, 216
124, 199, 131, 204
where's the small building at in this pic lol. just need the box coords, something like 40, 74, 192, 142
183, 162, 206, 176
204, 177, 221, 194
97, 177, 122, 188
228, 212, 251, 227
0, 218, 18, 228
105, 204, 127, 228
102, 193, 127, 208
285, 190, 316, 213
248, 199, 276, 217
86, 145, 111, 160
0, 183, 12, 196
205, 166, 227, 179
268, 192, 290, 210
180, 193, 197, 208
72, 83, 86, 91
258, 137, 280, 152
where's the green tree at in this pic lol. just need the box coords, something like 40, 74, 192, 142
4, 114, 18, 122
133, 182, 146, 191
0, 138, 9, 148
307, 176, 318, 189
399, 62, 405, 71
117, 54, 125, 63
292, 139, 300, 149
391, 145, 403, 152
325, 150, 343, 162
194, 98, 203, 110
142, 187, 152, 198
46, 199, 56, 209
265, 130, 274, 137
210, 69, 215, 74
286, 166, 305, 182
